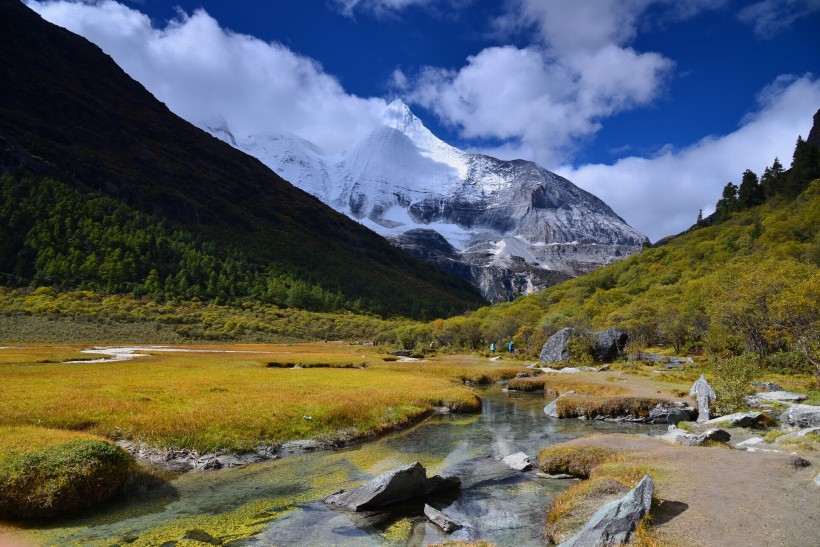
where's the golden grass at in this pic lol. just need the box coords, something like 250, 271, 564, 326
507, 375, 631, 396
556, 395, 665, 419
541, 443, 659, 544
0, 426, 106, 458
0, 344, 523, 452
537, 444, 620, 478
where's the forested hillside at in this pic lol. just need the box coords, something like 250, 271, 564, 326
0, 1, 485, 320
402, 134, 820, 377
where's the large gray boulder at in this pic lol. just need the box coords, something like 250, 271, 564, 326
324, 462, 460, 512
780, 405, 820, 428
539, 328, 575, 363
591, 328, 629, 362
559, 475, 654, 547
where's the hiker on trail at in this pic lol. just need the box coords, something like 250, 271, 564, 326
507, 341, 514, 353
490, 343, 496, 353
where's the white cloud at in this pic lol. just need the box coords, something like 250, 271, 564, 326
407, 40, 673, 166
558, 75, 820, 242
25, 0, 386, 153
738, 0, 820, 38
405, 0, 739, 166
330, 0, 453, 18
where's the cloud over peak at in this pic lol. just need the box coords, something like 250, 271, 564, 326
26, 0, 387, 154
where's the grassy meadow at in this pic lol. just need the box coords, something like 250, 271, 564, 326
0, 343, 526, 453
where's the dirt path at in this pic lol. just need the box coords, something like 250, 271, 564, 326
561, 434, 819, 546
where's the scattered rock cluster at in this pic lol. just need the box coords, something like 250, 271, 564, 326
324, 461, 460, 512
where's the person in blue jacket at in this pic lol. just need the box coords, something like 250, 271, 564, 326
507, 341, 514, 353
490, 342, 496, 353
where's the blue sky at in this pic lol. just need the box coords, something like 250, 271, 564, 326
25, 0, 820, 240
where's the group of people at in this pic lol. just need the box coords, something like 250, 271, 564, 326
490, 341, 514, 354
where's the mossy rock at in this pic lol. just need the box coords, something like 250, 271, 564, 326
0, 439, 132, 519
537, 445, 619, 478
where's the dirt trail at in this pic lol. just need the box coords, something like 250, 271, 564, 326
540, 368, 819, 545
563, 434, 819, 546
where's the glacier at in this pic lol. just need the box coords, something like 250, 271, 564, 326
202, 100, 647, 302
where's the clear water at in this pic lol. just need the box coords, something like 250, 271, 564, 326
10, 386, 663, 546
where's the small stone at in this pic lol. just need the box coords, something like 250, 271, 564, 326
788, 456, 812, 468
423, 504, 463, 534
501, 452, 532, 472
775, 427, 820, 443
701, 428, 731, 443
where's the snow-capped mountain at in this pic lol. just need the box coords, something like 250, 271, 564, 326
203, 100, 647, 302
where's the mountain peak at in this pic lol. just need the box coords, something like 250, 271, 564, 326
383, 99, 425, 135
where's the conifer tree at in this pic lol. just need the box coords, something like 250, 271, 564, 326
737, 169, 763, 208
714, 182, 738, 220
760, 157, 784, 198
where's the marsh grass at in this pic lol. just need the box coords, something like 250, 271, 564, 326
0, 345, 518, 452
556, 395, 665, 419
537, 445, 620, 478
506, 375, 630, 396
541, 444, 659, 544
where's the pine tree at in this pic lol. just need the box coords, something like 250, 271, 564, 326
737, 169, 763, 208
787, 136, 820, 196
715, 182, 738, 220
760, 157, 784, 198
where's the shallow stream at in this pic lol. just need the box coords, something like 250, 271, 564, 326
12, 386, 663, 546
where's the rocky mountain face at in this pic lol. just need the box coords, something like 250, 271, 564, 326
205, 101, 647, 302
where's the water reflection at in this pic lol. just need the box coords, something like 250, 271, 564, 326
15, 386, 663, 546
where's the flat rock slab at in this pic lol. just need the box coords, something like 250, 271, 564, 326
775, 427, 820, 443
659, 426, 730, 446
755, 391, 807, 402
702, 412, 762, 428
424, 504, 463, 534
780, 405, 820, 428
735, 437, 766, 448
501, 451, 533, 472
324, 461, 460, 512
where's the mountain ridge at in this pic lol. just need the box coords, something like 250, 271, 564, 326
205, 100, 647, 302
0, 1, 486, 319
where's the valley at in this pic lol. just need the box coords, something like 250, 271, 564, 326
2, 1, 820, 546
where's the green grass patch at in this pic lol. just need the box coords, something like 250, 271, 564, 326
0, 427, 132, 519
